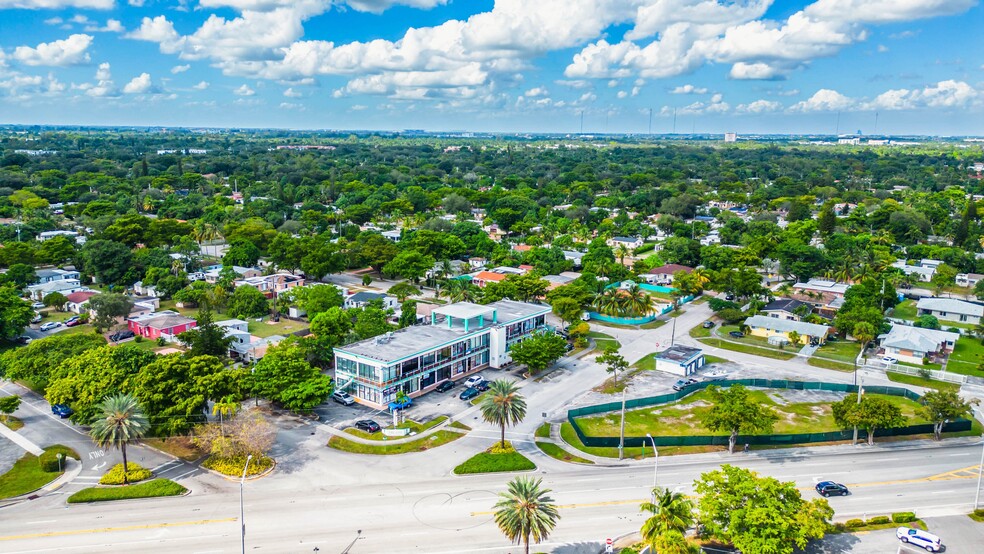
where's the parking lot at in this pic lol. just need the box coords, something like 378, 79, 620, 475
806, 516, 984, 553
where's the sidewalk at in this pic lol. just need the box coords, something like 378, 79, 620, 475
0, 418, 44, 456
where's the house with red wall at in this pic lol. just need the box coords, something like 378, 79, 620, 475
128, 310, 197, 340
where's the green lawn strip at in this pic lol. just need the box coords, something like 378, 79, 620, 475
640, 320, 667, 329
812, 341, 862, 363
586, 331, 614, 339
689, 325, 712, 338
535, 423, 551, 438
535, 441, 594, 464
449, 421, 472, 431
247, 318, 309, 338
573, 390, 930, 439
969, 509, 984, 523
631, 354, 656, 371
831, 519, 928, 535
1, 416, 24, 431
886, 372, 961, 392
945, 340, 984, 376
0, 445, 79, 500
67, 479, 187, 503
453, 445, 536, 475
807, 357, 855, 372
698, 338, 795, 360
343, 416, 449, 441
327, 430, 463, 455
891, 300, 918, 321
704, 354, 729, 365
558, 422, 716, 458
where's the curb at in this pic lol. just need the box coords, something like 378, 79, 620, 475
198, 459, 277, 482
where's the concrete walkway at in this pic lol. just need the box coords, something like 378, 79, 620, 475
0, 418, 44, 456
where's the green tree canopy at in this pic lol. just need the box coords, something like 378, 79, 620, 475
89, 293, 135, 333
508, 332, 566, 374
178, 308, 233, 358
832, 395, 905, 445
291, 284, 344, 317
918, 390, 978, 441
0, 333, 107, 390
0, 285, 33, 340
700, 384, 779, 454
47, 345, 156, 423
249, 339, 333, 411
228, 285, 269, 319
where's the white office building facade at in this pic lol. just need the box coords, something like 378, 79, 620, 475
333, 300, 550, 409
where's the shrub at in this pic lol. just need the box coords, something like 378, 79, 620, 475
134, 335, 144, 343
67, 479, 186, 503
202, 454, 273, 477
892, 512, 916, 523
99, 463, 153, 485
867, 516, 890, 525
831, 522, 848, 533
37, 451, 62, 472
708, 298, 740, 312
488, 441, 516, 455
156, 337, 166, 346
717, 308, 746, 324
845, 519, 865, 529
975, 509, 984, 517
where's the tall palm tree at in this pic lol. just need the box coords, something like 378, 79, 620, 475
480, 380, 527, 449
623, 283, 653, 316
89, 393, 149, 485
493, 477, 560, 554
616, 243, 631, 265
640, 487, 696, 549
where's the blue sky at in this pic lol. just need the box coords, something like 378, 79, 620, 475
0, 0, 981, 134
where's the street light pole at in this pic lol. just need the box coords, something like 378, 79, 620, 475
975, 433, 984, 511
852, 377, 863, 446
618, 388, 626, 461
240, 454, 253, 554
645, 433, 658, 502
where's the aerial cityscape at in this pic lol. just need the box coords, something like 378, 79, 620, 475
1, 1, 984, 554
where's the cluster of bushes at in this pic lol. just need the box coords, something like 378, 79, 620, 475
67, 479, 187, 503
99, 463, 153, 485
838, 512, 916, 532
37, 445, 79, 472
202, 454, 274, 477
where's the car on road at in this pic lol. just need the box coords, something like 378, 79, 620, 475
459, 387, 481, 401
896, 527, 943, 552
15, 335, 32, 345
31, 312, 42, 323
354, 420, 381, 433
39, 321, 61, 332
464, 375, 485, 388
702, 321, 715, 328
728, 330, 744, 338
814, 481, 850, 497
882, 356, 898, 364
65, 316, 81, 327
109, 330, 135, 341
331, 391, 355, 406
672, 378, 699, 391
724, 294, 735, 300
434, 380, 455, 392
51, 404, 74, 418
31, 301, 45, 309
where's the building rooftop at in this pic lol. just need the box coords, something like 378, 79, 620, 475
655, 345, 703, 363
744, 315, 831, 336
348, 291, 388, 303
762, 298, 807, 313
879, 324, 960, 352
916, 297, 984, 317
792, 279, 850, 295
649, 264, 694, 275
433, 302, 495, 321
65, 291, 97, 303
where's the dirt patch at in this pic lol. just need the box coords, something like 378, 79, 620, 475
651, 400, 709, 415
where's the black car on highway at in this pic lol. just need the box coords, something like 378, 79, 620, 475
815, 481, 850, 497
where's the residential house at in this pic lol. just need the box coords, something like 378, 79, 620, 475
381, 230, 402, 242
790, 279, 850, 315
760, 298, 809, 321
878, 324, 959, 365
26, 279, 88, 301
743, 315, 832, 345
37, 230, 82, 244
64, 291, 98, 314
956, 273, 984, 288
217, 319, 285, 362
426, 259, 466, 279
344, 291, 398, 310
127, 311, 197, 341
468, 257, 487, 270
607, 236, 643, 250
333, 300, 550, 409
132, 281, 160, 297
203, 265, 262, 284
562, 250, 585, 267
234, 273, 305, 298
890, 260, 936, 282
645, 264, 694, 285
653, 345, 705, 376
512, 244, 532, 253
699, 230, 721, 246
470, 271, 508, 288
915, 297, 984, 325
33, 268, 80, 285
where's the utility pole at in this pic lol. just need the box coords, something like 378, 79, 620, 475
240, 454, 253, 554
617, 388, 627, 460
648, 108, 653, 136
670, 317, 676, 347
975, 432, 984, 510
852, 377, 863, 446
579, 110, 584, 134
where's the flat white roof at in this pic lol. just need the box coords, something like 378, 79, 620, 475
433, 302, 495, 320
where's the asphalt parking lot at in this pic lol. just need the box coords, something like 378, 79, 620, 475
806, 516, 984, 553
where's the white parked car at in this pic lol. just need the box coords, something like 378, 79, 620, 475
464, 375, 485, 388
31, 301, 45, 309
896, 527, 942, 552
39, 321, 61, 332
882, 356, 898, 364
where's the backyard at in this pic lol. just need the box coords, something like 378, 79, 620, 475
943, 338, 984, 376
892, 300, 918, 321
573, 388, 930, 439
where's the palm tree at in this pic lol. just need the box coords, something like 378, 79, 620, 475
623, 283, 653, 316
89, 393, 149, 485
616, 243, 631, 265
493, 477, 560, 554
212, 396, 238, 436
691, 267, 710, 291
640, 487, 695, 549
480, 380, 527, 449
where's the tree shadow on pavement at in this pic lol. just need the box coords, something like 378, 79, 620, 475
804, 533, 862, 553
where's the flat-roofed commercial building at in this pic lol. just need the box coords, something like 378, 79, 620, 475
333, 300, 550, 409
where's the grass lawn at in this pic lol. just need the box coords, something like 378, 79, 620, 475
632, 354, 656, 371
698, 338, 795, 360
640, 320, 667, 329
344, 416, 448, 441
808, 357, 855, 372
327, 430, 463, 455
704, 355, 728, 365
1, 416, 24, 431
944, 339, 984, 376
536, 442, 594, 464
886, 371, 961, 393
535, 423, 551, 438
453, 443, 536, 474
143, 437, 205, 462
892, 300, 917, 321
0, 445, 79, 500
812, 341, 862, 363
67, 479, 187, 503
573, 389, 930, 439
689, 324, 712, 338
559, 422, 718, 458
248, 318, 309, 338
587, 331, 622, 351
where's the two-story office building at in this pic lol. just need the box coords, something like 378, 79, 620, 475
333, 300, 550, 409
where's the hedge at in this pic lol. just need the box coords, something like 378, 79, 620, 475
99, 463, 153, 485
892, 512, 917, 523
202, 454, 273, 477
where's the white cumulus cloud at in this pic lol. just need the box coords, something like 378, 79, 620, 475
0, 0, 113, 8
234, 84, 255, 96
13, 34, 92, 67
671, 84, 707, 94
171, 64, 191, 74
790, 89, 855, 112
737, 99, 782, 113
123, 72, 154, 94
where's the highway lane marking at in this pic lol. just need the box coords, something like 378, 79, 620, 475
0, 518, 236, 542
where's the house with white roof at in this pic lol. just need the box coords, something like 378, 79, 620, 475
891, 260, 936, 282
743, 315, 832, 345
878, 324, 959, 365
916, 297, 984, 325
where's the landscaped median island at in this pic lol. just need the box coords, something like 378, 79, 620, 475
535, 441, 593, 465
328, 430, 465, 455
99, 462, 153, 485
453, 441, 536, 474
67, 479, 187, 503
0, 445, 79, 500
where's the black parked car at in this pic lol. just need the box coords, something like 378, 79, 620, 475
702, 321, 715, 328
109, 329, 135, 341
355, 420, 381, 433
434, 380, 455, 392
474, 381, 490, 392
815, 481, 850, 497
728, 331, 744, 338
459, 387, 480, 401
